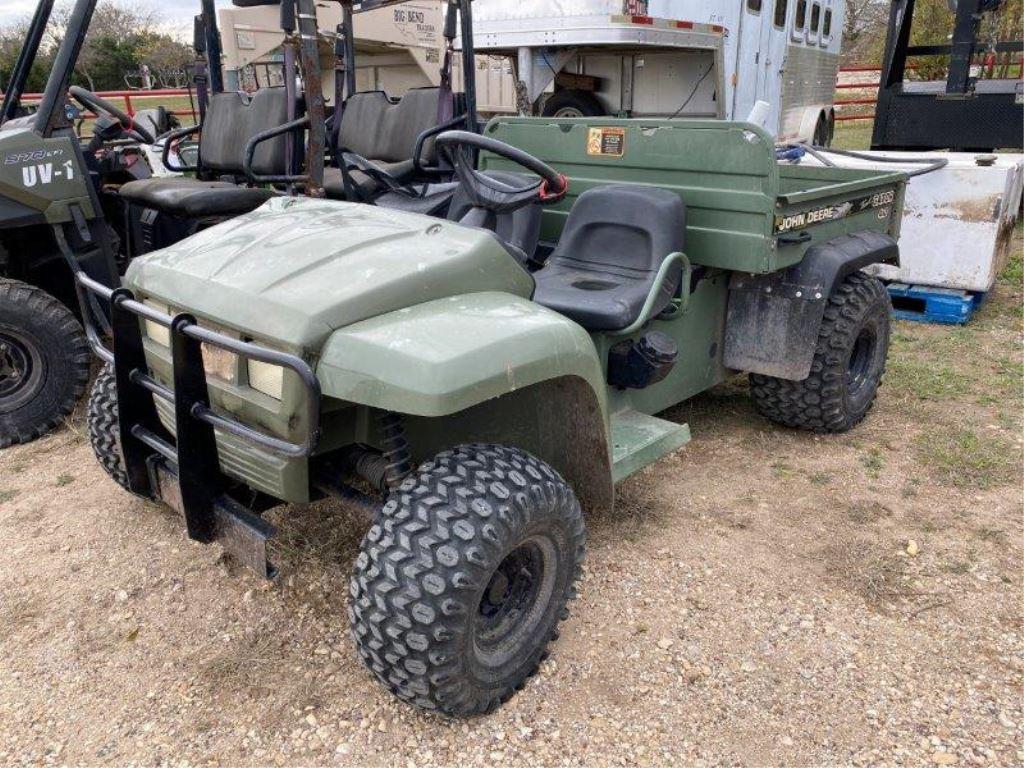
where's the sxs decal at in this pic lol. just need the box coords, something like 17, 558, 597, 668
21, 160, 76, 187
4, 147, 65, 165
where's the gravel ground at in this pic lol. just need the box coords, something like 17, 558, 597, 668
1, 245, 1021, 767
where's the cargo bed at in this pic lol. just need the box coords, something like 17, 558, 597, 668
481, 117, 908, 274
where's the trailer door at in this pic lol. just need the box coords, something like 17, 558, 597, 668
733, 0, 776, 121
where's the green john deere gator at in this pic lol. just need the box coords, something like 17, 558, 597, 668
79, 117, 907, 717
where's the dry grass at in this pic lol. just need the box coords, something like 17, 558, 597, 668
819, 539, 913, 607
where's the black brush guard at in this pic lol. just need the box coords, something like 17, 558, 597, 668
76, 271, 322, 578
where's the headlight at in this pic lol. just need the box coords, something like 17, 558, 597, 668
202, 344, 238, 382
247, 359, 285, 400
143, 300, 171, 346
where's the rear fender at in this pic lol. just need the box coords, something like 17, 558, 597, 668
724, 231, 898, 380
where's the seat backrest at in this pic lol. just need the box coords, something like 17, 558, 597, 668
551, 185, 685, 274
200, 88, 290, 176
338, 88, 443, 165
447, 171, 543, 264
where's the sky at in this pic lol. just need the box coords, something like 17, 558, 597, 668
0, 0, 230, 31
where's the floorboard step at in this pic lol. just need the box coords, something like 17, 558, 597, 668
610, 409, 690, 483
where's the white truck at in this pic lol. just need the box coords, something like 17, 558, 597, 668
470, 0, 844, 143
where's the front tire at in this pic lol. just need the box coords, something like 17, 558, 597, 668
0, 279, 89, 448
87, 364, 131, 491
349, 444, 585, 717
749, 272, 891, 433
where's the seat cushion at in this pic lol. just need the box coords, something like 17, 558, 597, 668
323, 159, 416, 200
119, 178, 277, 217
338, 88, 443, 165
532, 259, 657, 331
201, 88, 290, 177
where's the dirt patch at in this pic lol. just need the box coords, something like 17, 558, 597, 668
0, 233, 1021, 766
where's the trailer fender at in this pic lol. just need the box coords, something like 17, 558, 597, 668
796, 106, 828, 144
723, 231, 899, 381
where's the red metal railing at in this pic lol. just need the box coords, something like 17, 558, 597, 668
6, 88, 198, 123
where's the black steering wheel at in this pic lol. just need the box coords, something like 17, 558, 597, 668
435, 130, 568, 214
69, 86, 155, 144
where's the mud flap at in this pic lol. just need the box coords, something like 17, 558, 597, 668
724, 231, 898, 381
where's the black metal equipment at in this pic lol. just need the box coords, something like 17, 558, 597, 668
872, 0, 1023, 151
0, 0, 55, 125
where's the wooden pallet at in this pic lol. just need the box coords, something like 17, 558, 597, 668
886, 283, 985, 325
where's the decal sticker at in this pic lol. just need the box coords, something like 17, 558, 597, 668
587, 127, 626, 158
4, 148, 65, 165
774, 189, 896, 234
21, 160, 76, 188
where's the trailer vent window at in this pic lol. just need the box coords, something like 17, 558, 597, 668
773, 0, 788, 28
747, 0, 762, 12
823, 8, 833, 37
794, 0, 807, 30
810, 2, 821, 33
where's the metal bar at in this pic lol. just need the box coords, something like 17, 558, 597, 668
34, 0, 99, 136
946, 0, 981, 95
342, 3, 357, 99
295, 0, 326, 195
0, 0, 54, 125
458, 0, 478, 132
130, 425, 177, 462
109, 288, 162, 498
170, 314, 221, 543
201, 0, 224, 94
128, 369, 173, 403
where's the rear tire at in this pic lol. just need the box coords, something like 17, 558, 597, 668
349, 444, 585, 717
749, 272, 891, 433
541, 89, 605, 118
87, 364, 131, 490
0, 279, 89, 448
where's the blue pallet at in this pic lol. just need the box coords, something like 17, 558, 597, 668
886, 283, 985, 325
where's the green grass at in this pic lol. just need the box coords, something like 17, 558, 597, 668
886, 357, 973, 403
916, 428, 1019, 490
832, 121, 874, 150
55, 473, 75, 487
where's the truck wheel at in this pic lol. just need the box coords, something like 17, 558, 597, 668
749, 272, 891, 433
87, 364, 131, 491
349, 444, 585, 717
813, 114, 830, 147
0, 279, 89, 448
541, 89, 605, 118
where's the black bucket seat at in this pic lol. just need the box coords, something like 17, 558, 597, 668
118, 88, 291, 218
532, 185, 686, 331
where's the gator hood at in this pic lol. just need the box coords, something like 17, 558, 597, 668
125, 197, 534, 350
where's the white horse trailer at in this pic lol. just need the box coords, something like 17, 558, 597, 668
470, 0, 844, 143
